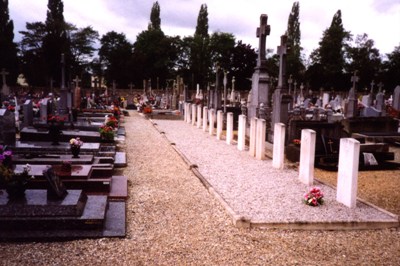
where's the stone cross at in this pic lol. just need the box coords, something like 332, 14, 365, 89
93, 78, 99, 89
351, 70, 359, 91
377, 82, 384, 92
73, 75, 81, 88
256, 14, 271, 66
370, 80, 375, 93
0, 68, 9, 98
60, 54, 66, 90
277, 35, 288, 90
288, 74, 293, 95
0, 68, 9, 86
223, 70, 228, 113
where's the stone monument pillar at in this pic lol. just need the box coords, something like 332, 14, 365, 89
1, 68, 10, 102
248, 14, 271, 120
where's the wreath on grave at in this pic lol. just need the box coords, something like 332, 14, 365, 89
303, 187, 324, 207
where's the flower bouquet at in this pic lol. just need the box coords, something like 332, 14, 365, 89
99, 125, 115, 142
70, 137, 83, 158
105, 115, 118, 129
0, 163, 33, 199
303, 187, 324, 207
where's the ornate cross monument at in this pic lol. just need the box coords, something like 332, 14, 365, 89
346, 70, 359, 118
248, 14, 271, 120
1, 68, 10, 100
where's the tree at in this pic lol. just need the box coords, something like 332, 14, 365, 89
69, 25, 99, 76
190, 4, 210, 88
382, 46, 400, 92
99, 31, 133, 87
307, 10, 350, 90
0, 0, 18, 85
149, 1, 161, 31
230, 41, 257, 90
209, 32, 235, 70
42, 0, 70, 86
345, 33, 382, 90
285, 1, 305, 81
19, 22, 47, 86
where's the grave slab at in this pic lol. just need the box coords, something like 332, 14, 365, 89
0, 190, 87, 217
114, 152, 127, 167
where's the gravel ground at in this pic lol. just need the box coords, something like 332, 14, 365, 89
0, 111, 399, 265
153, 118, 398, 226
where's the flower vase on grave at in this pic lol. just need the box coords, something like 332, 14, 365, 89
5, 180, 27, 200
70, 145, 81, 158
49, 124, 62, 145
48, 115, 65, 145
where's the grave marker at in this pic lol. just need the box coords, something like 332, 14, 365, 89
393, 85, 400, 110
216, 110, 223, 140
23, 99, 33, 127
209, 109, 215, 135
202, 106, 208, 132
255, 119, 266, 160
337, 138, 360, 208
226, 112, 234, 145
237, 114, 246, 151
272, 123, 285, 169
197, 105, 202, 128
248, 14, 271, 120
298, 129, 316, 186
249, 117, 257, 157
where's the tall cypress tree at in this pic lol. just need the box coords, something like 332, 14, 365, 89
149, 1, 161, 31
317, 10, 350, 89
191, 4, 210, 88
0, 0, 18, 85
42, 0, 70, 86
285, 1, 304, 81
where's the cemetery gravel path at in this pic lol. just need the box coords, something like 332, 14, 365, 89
1, 111, 399, 265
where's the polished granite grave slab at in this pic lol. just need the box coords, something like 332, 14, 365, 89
14, 164, 93, 179
0, 194, 107, 231
0, 190, 87, 217
20, 127, 101, 142
13, 154, 94, 165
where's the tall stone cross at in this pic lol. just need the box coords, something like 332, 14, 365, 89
351, 70, 359, 91
370, 80, 375, 93
277, 35, 288, 89
288, 74, 293, 95
73, 75, 81, 88
378, 81, 384, 92
0, 68, 9, 99
1, 68, 9, 86
256, 14, 271, 66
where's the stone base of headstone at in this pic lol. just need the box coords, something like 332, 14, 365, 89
272, 123, 285, 169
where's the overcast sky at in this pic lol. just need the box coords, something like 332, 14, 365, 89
9, 0, 400, 57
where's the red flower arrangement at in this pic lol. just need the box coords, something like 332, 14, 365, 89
303, 187, 324, 206
105, 116, 118, 129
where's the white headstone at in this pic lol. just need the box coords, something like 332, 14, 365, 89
216, 110, 223, 140
249, 117, 257, 157
272, 123, 285, 169
191, 104, 197, 126
208, 109, 215, 136
298, 129, 316, 186
202, 106, 208, 132
255, 119, 266, 160
226, 112, 234, 145
336, 138, 360, 208
196, 105, 202, 128
237, 114, 246, 151
322, 93, 330, 108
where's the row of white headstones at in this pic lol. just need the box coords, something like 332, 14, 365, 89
184, 103, 359, 208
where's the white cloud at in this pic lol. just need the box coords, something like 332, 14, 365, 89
8, 0, 400, 56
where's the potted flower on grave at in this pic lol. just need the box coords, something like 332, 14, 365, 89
69, 137, 83, 158
0, 162, 33, 200
48, 115, 65, 145
303, 187, 324, 207
105, 115, 118, 129
99, 125, 115, 142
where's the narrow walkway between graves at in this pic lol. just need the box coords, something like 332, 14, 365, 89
148, 113, 398, 230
